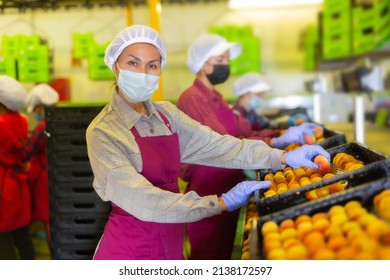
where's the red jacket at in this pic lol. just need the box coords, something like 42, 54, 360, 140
0, 112, 30, 232
24, 120, 49, 223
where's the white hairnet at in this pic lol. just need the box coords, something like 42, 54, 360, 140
27, 83, 59, 113
104, 24, 167, 71
0, 75, 27, 112
232, 72, 271, 97
187, 34, 242, 74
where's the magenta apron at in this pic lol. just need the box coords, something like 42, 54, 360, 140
93, 112, 183, 260
186, 107, 245, 260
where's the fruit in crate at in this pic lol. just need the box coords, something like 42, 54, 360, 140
374, 190, 390, 222
332, 152, 364, 171
263, 164, 347, 200
261, 202, 390, 260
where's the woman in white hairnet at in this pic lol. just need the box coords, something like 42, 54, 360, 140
0, 75, 35, 260
86, 24, 330, 260
232, 72, 311, 130
176, 34, 323, 260
24, 83, 59, 247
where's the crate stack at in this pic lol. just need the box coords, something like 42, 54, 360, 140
45, 106, 111, 260
72, 32, 94, 59
321, 0, 352, 60
0, 34, 53, 82
209, 25, 261, 75
87, 41, 114, 80
353, 0, 390, 55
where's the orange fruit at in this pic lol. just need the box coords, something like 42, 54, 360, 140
285, 244, 308, 260
267, 248, 286, 260
327, 235, 347, 251
279, 219, 295, 231
261, 221, 279, 235
313, 217, 330, 233
311, 248, 336, 260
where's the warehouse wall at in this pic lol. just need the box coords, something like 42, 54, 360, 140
0, 3, 345, 103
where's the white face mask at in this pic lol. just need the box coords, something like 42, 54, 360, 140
116, 64, 160, 103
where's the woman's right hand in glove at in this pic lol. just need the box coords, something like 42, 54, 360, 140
282, 144, 330, 169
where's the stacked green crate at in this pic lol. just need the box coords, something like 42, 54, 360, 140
303, 25, 319, 71
352, 0, 390, 54
1, 34, 51, 83
0, 57, 16, 78
18, 35, 51, 83
88, 42, 114, 80
73, 32, 94, 59
321, 0, 352, 60
1, 35, 21, 58
209, 25, 261, 75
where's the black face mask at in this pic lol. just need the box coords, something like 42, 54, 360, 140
206, 64, 230, 85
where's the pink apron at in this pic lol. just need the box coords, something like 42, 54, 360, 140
186, 107, 245, 260
93, 112, 183, 260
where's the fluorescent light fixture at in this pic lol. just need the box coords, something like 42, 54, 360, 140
229, 0, 323, 9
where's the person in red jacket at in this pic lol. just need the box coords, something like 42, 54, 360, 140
24, 83, 59, 247
0, 75, 34, 260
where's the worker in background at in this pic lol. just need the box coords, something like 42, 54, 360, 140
0, 75, 35, 260
24, 83, 60, 247
86, 24, 330, 260
177, 34, 322, 260
232, 72, 310, 130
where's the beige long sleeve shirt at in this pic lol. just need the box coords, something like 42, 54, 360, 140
86, 92, 285, 223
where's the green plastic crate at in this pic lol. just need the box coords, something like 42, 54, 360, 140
73, 32, 94, 59
0, 57, 16, 78
322, 32, 351, 59
323, 0, 351, 13
322, 9, 351, 35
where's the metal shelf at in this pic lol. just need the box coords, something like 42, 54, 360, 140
317, 45, 390, 72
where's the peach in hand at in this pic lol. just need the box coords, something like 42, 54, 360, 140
314, 154, 331, 174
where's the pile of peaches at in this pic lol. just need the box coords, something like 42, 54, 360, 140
262, 152, 364, 200
261, 201, 390, 260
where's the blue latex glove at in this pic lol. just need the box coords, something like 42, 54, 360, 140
272, 126, 306, 149
221, 181, 271, 212
298, 122, 323, 133
285, 144, 331, 169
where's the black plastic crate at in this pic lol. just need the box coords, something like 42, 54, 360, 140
317, 128, 346, 149
51, 228, 103, 247
252, 176, 390, 260
50, 213, 108, 231
50, 244, 97, 260
50, 196, 111, 215
46, 106, 104, 122
48, 165, 95, 184
256, 142, 390, 215
49, 181, 97, 198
